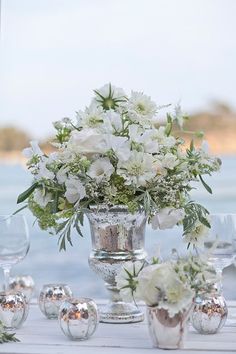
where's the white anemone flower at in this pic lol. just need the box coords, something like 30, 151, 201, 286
22, 141, 43, 158
65, 177, 86, 204
117, 151, 157, 187
33, 189, 52, 208
126, 91, 157, 124
87, 158, 114, 183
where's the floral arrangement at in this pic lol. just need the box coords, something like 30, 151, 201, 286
17, 83, 221, 250
116, 255, 217, 317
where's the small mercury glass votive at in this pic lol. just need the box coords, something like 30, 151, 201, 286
59, 297, 99, 340
191, 293, 228, 334
39, 284, 72, 319
0, 291, 28, 330
9, 275, 35, 302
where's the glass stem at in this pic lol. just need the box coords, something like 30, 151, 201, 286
2, 266, 11, 291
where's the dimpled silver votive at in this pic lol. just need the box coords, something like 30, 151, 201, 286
38, 284, 72, 319
9, 275, 35, 302
0, 291, 28, 329
59, 298, 99, 340
191, 293, 228, 334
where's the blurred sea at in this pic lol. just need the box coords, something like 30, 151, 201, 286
0, 156, 236, 299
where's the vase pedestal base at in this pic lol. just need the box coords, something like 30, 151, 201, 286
99, 301, 144, 323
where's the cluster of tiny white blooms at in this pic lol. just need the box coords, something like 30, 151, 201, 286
19, 83, 221, 249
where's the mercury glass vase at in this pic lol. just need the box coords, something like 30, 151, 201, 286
87, 205, 147, 323
146, 306, 192, 349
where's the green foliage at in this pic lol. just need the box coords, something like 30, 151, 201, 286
0, 321, 19, 344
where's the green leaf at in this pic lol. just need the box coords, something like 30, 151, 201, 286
190, 139, 194, 151
12, 204, 28, 215
199, 175, 212, 194
17, 182, 39, 204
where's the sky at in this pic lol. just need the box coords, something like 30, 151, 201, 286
0, 0, 236, 138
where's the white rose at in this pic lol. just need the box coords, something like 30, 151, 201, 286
87, 158, 114, 183
151, 208, 185, 230
65, 177, 86, 204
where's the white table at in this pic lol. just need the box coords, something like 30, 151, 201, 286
1, 300, 236, 354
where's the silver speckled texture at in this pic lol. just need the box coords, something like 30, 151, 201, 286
0, 291, 29, 329
38, 284, 73, 319
9, 275, 35, 301
87, 205, 147, 323
191, 293, 228, 334
59, 298, 99, 340
147, 306, 192, 349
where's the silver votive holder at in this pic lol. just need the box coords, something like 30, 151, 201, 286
59, 297, 99, 340
191, 293, 228, 334
38, 284, 72, 319
9, 275, 35, 302
0, 291, 29, 330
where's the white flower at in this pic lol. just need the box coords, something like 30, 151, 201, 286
107, 135, 131, 161
151, 208, 185, 230
56, 166, 69, 184
126, 91, 157, 125
36, 161, 55, 180
102, 110, 123, 133
173, 102, 188, 128
183, 220, 210, 246
95, 83, 126, 101
117, 151, 157, 187
153, 126, 176, 147
137, 262, 194, 316
65, 177, 86, 204
94, 83, 126, 110
22, 141, 43, 158
161, 153, 179, 170
33, 189, 52, 208
87, 158, 114, 183
128, 125, 159, 153
158, 276, 194, 317
77, 105, 105, 129
136, 263, 172, 305
115, 261, 144, 303
68, 129, 109, 155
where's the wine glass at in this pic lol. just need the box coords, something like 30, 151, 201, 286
203, 213, 236, 292
0, 214, 30, 291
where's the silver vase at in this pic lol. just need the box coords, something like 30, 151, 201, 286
191, 293, 228, 334
146, 306, 192, 349
87, 205, 147, 323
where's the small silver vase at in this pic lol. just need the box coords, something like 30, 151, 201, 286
191, 293, 228, 334
146, 306, 192, 349
87, 205, 147, 323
